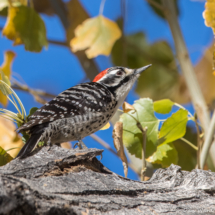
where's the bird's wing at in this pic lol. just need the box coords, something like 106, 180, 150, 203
17, 82, 113, 132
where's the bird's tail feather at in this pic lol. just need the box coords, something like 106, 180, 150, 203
16, 132, 42, 159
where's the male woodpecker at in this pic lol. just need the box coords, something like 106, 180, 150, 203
16, 65, 151, 158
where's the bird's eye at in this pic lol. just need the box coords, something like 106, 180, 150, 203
116, 70, 123, 76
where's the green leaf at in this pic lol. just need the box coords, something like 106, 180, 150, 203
153, 99, 174, 114
174, 142, 195, 170
159, 109, 188, 145
120, 98, 159, 159
147, 143, 178, 167
147, 0, 179, 19
173, 127, 197, 171
0, 80, 12, 96
28, 107, 38, 118
0, 146, 13, 166
0, 70, 11, 86
38, 141, 44, 147
3, 6, 48, 52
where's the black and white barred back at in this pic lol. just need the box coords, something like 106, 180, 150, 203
18, 82, 117, 144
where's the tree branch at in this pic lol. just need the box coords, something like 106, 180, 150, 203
121, 0, 127, 67
161, 0, 212, 168
194, 113, 202, 168
48, 39, 68, 47
145, 0, 166, 11
0, 24, 68, 47
141, 127, 147, 181
200, 110, 215, 169
2, 148, 215, 214
12, 80, 56, 99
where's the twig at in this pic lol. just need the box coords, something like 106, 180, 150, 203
161, 0, 212, 167
48, 0, 69, 29
48, 39, 68, 47
174, 103, 194, 119
121, 0, 127, 67
99, 0, 106, 15
0, 26, 68, 48
194, 113, 202, 168
90, 133, 139, 174
12, 79, 55, 99
11, 84, 47, 104
145, 0, 165, 11
112, 121, 128, 177
29, 0, 34, 8
200, 110, 215, 169
6, 147, 22, 152
180, 137, 198, 151
141, 127, 148, 181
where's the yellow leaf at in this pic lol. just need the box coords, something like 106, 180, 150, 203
0, 118, 23, 158
0, 0, 27, 11
0, 0, 9, 11
1, 51, 16, 77
61, 142, 71, 149
2, 7, 21, 44
0, 51, 16, 107
2, 6, 48, 52
0, 146, 13, 166
203, 0, 215, 34
100, 122, 110, 130
122, 102, 135, 113
70, 15, 121, 58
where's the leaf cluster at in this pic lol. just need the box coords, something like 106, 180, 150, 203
120, 99, 197, 169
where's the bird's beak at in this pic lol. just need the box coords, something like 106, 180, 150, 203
134, 64, 152, 74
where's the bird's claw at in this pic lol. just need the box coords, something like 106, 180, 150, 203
73, 140, 87, 149
73, 142, 81, 149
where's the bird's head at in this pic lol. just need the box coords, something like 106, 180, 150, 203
93, 65, 151, 101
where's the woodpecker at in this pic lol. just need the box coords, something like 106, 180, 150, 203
16, 65, 151, 158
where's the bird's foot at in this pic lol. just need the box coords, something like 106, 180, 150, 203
73, 140, 87, 149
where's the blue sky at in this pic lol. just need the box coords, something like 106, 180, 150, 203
0, 0, 213, 179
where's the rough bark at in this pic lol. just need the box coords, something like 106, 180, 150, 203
0, 146, 215, 215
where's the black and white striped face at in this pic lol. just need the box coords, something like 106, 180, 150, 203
97, 67, 134, 88
94, 65, 151, 102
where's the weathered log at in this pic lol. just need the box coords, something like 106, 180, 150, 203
0, 145, 215, 214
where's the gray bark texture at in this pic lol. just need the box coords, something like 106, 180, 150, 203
0, 146, 215, 215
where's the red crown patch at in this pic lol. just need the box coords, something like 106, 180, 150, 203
93, 68, 108, 82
